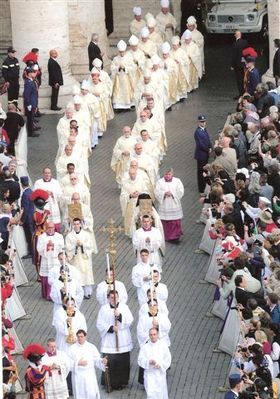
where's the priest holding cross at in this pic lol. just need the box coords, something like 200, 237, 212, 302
97, 219, 134, 391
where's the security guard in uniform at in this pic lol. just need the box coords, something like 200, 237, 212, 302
1, 47, 20, 108
23, 67, 39, 137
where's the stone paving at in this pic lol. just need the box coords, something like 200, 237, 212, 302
13, 40, 251, 398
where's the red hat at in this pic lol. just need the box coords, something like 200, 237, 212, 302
222, 241, 234, 252
242, 47, 258, 58
23, 343, 45, 360
30, 189, 49, 202
2, 317, 13, 329
222, 241, 242, 259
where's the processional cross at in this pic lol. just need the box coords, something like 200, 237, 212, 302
100, 218, 124, 354
100, 218, 124, 268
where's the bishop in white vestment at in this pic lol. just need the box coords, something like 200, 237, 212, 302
65, 219, 97, 298
111, 40, 135, 110
181, 30, 202, 92
41, 338, 70, 399
111, 126, 137, 185
37, 222, 64, 300
155, 169, 184, 241
33, 168, 63, 231
156, 0, 176, 43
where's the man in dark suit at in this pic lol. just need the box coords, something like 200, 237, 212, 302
88, 33, 103, 71
47, 49, 63, 111
23, 67, 39, 137
234, 275, 266, 308
224, 373, 242, 399
20, 176, 34, 258
267, 292, 280, 324
273, 38, 280, 87
235, 275, 255, 307
3, 103, 25, 155
1, 168, 21, 204
244, 57, 260, 96
230, 30, 248, 99
193, 115, 212, 194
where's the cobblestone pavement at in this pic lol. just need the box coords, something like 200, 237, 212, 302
14, 41, 246, 398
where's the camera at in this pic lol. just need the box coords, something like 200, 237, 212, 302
255, 247, 262, 256
239, 392, 259, 399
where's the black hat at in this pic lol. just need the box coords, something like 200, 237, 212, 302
198, 115, 207, 122
20, 176, 29, 185
245, 56, 256, 63
26, 67, 34, 74
7, 47, 16, 53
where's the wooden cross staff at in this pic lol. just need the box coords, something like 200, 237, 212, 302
100, 218, 124, 352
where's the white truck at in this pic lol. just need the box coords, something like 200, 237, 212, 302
203, 0, 268, 34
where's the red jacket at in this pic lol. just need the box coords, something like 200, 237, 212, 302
1, 282, 13, 306
2, 335, 15, 356
0, 127, 10, 145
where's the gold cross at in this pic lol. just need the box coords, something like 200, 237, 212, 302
100, 218, 124, 266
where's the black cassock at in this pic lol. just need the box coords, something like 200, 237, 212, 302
101, 351, 130, 390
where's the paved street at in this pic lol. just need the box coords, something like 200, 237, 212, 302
13, 38, 266, 398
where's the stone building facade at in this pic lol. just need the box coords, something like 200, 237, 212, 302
1, 0, 109, 108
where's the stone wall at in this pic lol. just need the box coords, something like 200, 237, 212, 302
0, 0, 12, 79
68, 0, 109, 80
262, 0, 280, 82
9, 0, 77, 109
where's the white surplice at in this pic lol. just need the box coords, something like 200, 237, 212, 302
37, 232, 64, 277
50, 277, 84, 319
111, 135, 137, 184
41, 350, 70, 399
65, 228, 97, 286
53, 306, 87, 354
138, 339, 171, 399
68, 341, 105, 399
138, 281, 168, 307
132, 261, 152, 303
96, 302, 133, 354
33, 178, 63, 224
137, 311, 171, 347
155, 177, 184, 221
132, 227, 164, 268
96, 280, 128, 306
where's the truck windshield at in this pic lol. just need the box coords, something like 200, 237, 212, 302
212, 0, 261, 3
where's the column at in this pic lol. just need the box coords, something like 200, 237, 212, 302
9, 0, 77, 109
68, 0, 110, 78
262, 0, 280, 83
0, 0, 12, 54
171, 0, 182, 29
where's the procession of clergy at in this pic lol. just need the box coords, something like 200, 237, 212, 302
20, 1, 205, 398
